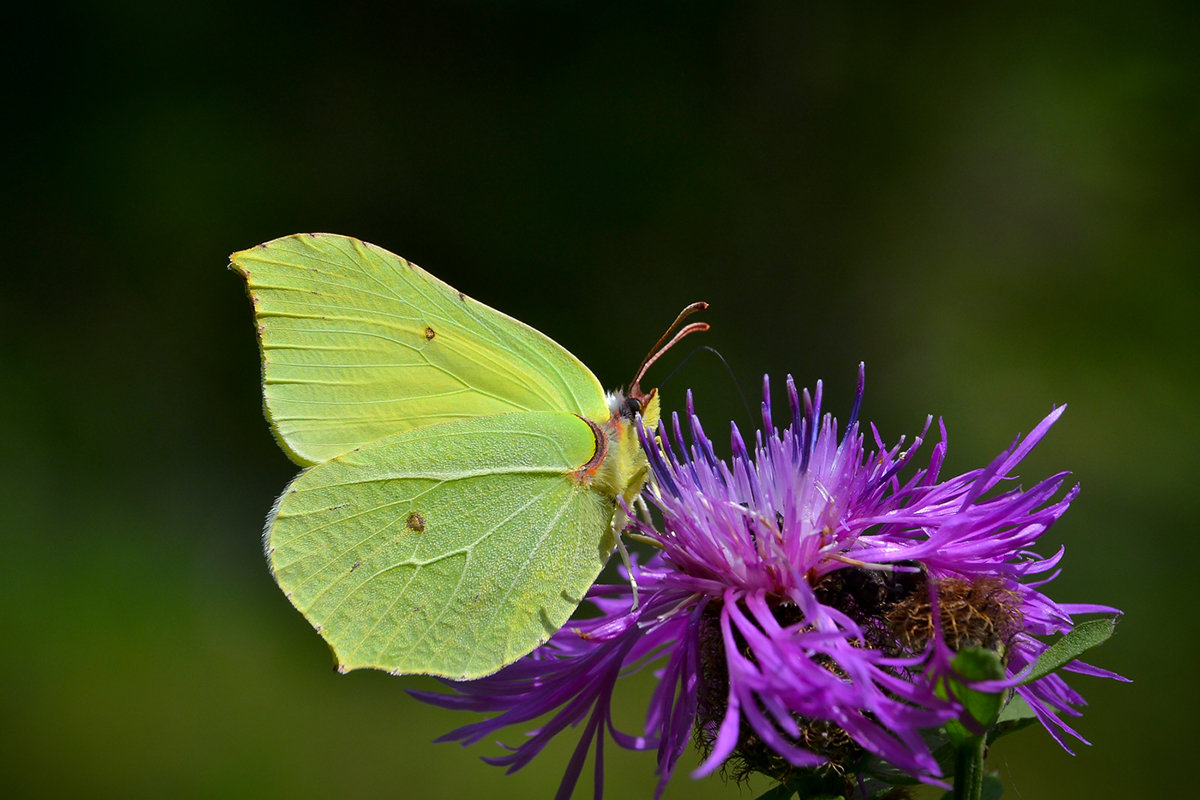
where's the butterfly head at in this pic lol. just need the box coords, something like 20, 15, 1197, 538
607, 387, 661, 430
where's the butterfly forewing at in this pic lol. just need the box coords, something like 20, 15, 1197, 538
232, 234, 609, 465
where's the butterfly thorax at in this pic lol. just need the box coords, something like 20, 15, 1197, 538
575, 389, 659, 504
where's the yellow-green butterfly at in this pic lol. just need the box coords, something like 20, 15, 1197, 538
232, 233, 706, 680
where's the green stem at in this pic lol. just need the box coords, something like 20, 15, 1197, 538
952, 734, 986, 800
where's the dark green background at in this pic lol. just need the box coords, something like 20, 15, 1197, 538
4, 3, 1193, 798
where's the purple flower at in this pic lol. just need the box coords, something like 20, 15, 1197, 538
414, 366, 1123, 798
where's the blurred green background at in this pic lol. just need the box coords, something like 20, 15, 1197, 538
3, 2, 1194, 798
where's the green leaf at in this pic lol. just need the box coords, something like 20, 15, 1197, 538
996, 693, 1035, 724
1018, 616, 1120, 685
981, 774, 1004, 800
988, 695, 1038, 745
864, 781, 904, 799
752, 783, 798, 800
860, 757, 928, 787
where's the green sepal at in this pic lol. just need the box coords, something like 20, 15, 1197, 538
942, 717, 972, 749
1017, 616, 1119, 686
934, 647, 1006, 742
928, 647, 1003, 800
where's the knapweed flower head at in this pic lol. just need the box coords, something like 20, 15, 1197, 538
415, 366, 1123, 799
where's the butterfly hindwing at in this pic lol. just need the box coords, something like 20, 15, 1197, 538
266, 411, 614, 680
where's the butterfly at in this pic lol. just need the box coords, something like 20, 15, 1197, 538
232, 234, 705, 679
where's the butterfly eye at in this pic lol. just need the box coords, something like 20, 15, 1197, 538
625, 397, 643, 417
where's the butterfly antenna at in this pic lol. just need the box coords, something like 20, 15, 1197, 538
659, 344, 756, 430
632, 302, 710, 391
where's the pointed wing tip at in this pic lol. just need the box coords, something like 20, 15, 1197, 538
228, 239, 278, 275
229, 232, 344, 262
